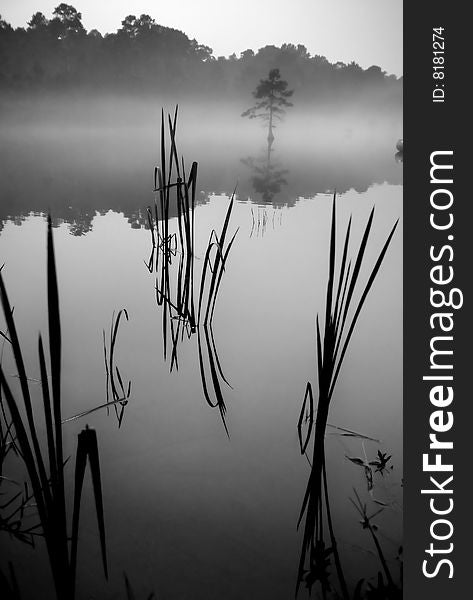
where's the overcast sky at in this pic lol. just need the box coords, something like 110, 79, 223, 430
1, 1, 402, 75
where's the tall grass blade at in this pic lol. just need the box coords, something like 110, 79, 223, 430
38, 334, 58, 489
295, 193, 398, 599
47, 216, 64, 508
86, 427, 108, 579
0, 272, 49, 505
298, 382, 314, 454
62, 395, 129, 423
329, 219, 399, 400
0, 368, 46, 525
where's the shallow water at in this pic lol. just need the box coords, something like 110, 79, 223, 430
0, 100, 402, 599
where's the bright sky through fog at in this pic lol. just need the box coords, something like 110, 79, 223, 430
1, 0, 402, 75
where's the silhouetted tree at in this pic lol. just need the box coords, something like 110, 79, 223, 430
87, 29, 102, 39
120, 15, 138, 38
0, 8, 402, 110
190, 39, 213, 62
240, 49, 255, 60
118, 14, 160, 39
50, 3, 84, 39
28, 12, 49, 30
242, 68, 293, 148
0, 14, 13, 32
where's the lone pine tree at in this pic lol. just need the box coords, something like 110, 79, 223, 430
242, 68, 294, 150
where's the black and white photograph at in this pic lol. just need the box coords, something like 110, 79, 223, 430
0, 2, 407, 599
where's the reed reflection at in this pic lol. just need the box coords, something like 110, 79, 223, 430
146, 109, 236, 434
0, 219, 108, 600
295, 194, 401, 598
242, 137, 289, 206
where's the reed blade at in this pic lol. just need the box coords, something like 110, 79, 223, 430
333, 207, 375, 364
0, 270, 49, 505
124, 574, 136, 600
0, 367, 46, 524
297, 382, 314, 454
38, 334, 58, 490
62, 396, 129, 423
329, 219, 399, 400
47, 216, 64, 495
86, 427, 108, 579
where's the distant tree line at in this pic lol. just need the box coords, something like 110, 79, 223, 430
0, 4, 402, 109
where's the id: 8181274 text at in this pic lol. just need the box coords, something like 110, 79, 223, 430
432, 27, 445, 103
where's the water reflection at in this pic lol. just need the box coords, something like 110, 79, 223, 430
0, 218, 109, 600
295, 196, 401, 598
241, 143, 289, 205
250, 206, 284, 238
103, 310, 132, 427
0, 185, 402, 599
197, 322, 233, 436
0, 104, 402, 599
0, 103, 402, 235
146, 112, 236, 434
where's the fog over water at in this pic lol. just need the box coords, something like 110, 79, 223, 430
0, 72, 402, 599
0, 94, 401, 233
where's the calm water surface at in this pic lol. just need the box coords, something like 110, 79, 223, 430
0, 104, 402, 599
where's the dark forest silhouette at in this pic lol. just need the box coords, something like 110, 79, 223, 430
0, 4, 403, 235
0, 5, 401, 109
